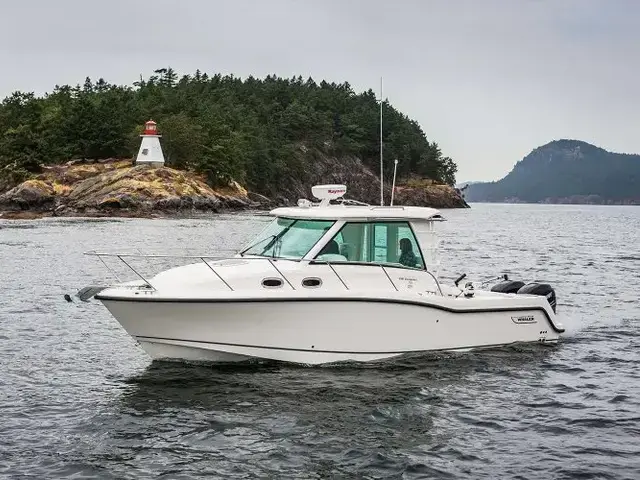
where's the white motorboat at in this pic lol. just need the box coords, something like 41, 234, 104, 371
78, 184, 565, 365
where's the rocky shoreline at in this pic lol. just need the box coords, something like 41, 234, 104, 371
0, 156, 468, 220
0, 159, 259, 219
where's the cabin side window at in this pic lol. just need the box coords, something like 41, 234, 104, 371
317, 221, 424, 269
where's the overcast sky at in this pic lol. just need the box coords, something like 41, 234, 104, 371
1, 0, 638, 182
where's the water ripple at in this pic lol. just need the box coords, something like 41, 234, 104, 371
1, 205, 640, 479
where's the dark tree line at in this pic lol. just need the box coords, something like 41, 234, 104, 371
0, 68, 457, 193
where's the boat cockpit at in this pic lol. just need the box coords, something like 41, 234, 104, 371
237, 184, 444, 275
240, 216, 434, 272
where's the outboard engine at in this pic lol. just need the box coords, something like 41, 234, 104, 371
517, 283, 557, 313
491, 280, 525, 294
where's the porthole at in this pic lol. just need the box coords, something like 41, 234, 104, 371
262, 277, 283, 288
302, 277, 322, 288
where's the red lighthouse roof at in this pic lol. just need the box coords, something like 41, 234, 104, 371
142, 120, 159, 136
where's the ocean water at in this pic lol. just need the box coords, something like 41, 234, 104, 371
1, 204, 639, 479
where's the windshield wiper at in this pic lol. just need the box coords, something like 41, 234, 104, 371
239, 234, 276, 257
261, 221, 296, 255
240, 220, 298, 257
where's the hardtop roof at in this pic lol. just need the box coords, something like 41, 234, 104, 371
269, 204, 444, 222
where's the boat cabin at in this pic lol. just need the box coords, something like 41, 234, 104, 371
240, 185, 444, 274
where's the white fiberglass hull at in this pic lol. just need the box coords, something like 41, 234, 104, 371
96, 293, 563, 365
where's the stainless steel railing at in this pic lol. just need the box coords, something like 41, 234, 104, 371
83, 251, 444, 296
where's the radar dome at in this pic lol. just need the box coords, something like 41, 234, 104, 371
311, 185, 347, 204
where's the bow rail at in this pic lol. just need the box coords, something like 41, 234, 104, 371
82, 251, 443, 297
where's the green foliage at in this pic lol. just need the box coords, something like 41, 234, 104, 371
0, 69, 457, 192
140, 113, 206, 170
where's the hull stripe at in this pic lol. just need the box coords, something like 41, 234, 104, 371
96, 295, 565, 333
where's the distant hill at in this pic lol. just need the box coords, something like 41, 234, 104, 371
465, 140, 640, 205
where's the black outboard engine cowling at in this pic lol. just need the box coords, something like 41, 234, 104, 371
517, 283, 557, 313
491, 280, 525, 294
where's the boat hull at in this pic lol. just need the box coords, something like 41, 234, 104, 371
97, 296, 561, 365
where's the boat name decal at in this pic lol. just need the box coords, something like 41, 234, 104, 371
511, 315, 536, 324
328, 189, 346, 194
398, 276, 418, 289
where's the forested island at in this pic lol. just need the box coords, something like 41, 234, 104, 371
463, 140, 640, 205
0, 68, 467, 218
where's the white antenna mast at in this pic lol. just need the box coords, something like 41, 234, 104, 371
390, 158, 399, 206
379, 76, 384, 206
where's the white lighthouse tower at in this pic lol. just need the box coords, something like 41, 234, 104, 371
135, 120, 165, 167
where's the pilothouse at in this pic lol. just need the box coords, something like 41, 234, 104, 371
78, 184, 565, 365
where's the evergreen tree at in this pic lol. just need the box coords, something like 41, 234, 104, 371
0, 69, 458, 193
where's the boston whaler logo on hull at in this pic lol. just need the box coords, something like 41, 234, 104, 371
511, 314, 536, 325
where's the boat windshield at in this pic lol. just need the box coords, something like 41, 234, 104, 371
241, 218, 335, 259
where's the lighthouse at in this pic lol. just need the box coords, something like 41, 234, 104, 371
135, 120, 165, 167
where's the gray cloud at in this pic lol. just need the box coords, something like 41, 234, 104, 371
1, 0, 638, 181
